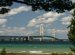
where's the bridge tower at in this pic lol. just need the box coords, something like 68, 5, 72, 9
40, 24, 44, 41
39, 18, 45, 41
52, 29, 56, 38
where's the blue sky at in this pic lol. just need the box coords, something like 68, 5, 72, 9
0, 0, 75, 39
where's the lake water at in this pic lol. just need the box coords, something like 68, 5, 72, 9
0, 42, 72, 53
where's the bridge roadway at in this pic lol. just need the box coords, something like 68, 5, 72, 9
0, 36, 62, 42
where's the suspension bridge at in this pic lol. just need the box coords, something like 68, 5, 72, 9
0, 24, 66, 43
0, 0, 70, 43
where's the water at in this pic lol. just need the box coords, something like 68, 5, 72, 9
0, 42, 72, 53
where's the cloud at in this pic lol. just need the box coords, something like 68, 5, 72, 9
61, 16, 72, 25
1, 24, 6, 28
60, 9, 74, 25
0, 27, 28, 36
0, 5, 32, 26
47, 29, 68, 34
46, 18, 57, 23
8, 5, 31, 16
56, 29, 68, 33
0, 31, 4, 33
62, 22, 71, 25
0, 5, 72, 37
42, 12, 62, 18
27, 19, 37, 27
27, 12, 62, 27
0, 19, 7, 25
0, 5, 32, 18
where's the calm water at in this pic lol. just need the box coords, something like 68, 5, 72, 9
0, 42, 72, 53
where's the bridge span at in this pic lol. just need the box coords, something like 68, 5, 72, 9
0, 36, 63, 43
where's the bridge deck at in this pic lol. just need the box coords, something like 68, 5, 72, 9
0, 36, 63, 42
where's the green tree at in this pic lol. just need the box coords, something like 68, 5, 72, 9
1, 48, 6, 55
0, 0, 75, 14
68, 8, 75, 52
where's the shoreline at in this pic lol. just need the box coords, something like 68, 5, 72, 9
0, 48, 75, 55
1, 50, 75, 55
0, 52, 75, 55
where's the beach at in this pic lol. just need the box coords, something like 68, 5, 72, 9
0, 52, 75, 55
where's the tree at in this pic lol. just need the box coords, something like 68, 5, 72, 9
68, 8, 75, 52
1, 48, 6, 55
0, 0, 75, 14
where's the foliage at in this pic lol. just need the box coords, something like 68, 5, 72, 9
1, 48, 6, 55
0, 8, 10, 14
68, 8, 75, 52
51, 52, 58, 55
0, 0, 13, 6
0, 0, 74, 14
70, 47, 75, 52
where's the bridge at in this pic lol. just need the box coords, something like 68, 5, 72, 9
0, 36, 62, 43
0, 0, 70, 43
0, 18, 63, 42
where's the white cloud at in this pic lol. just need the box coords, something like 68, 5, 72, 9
1, 24, 6, 28
0, 5, 32, 18
56, 29, 68, 33
6, 27, 11, 29
61, 16, 72, 25
61, 16, 72, 22
0, 5, 72, 36
0, 19, 7, 25
0, 5, 32, 26
27, 19, 37, 27
8, 5, 31, 16
0, 27, 28, 36
42, 12, 62, 18
70, 9, 74, 13
27, 12, 62, 27
62, 22, 71, 25
46, 18, 57, 23
47, 29, 68, 34
0, 31, 4, 33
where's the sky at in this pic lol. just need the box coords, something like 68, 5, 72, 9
0, 0, 75, 39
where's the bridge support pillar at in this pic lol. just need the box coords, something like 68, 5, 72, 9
40, 36, 44, 42
14, 38, 17, 42
9, 38, 12, 42
26, 36, 30, 42
1, 39, 5, 42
